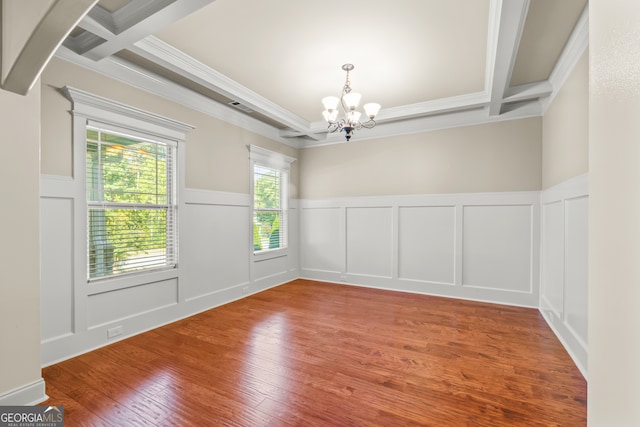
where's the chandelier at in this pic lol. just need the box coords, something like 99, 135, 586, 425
322, 64, 381, 141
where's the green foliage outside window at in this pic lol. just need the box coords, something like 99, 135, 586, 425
87, 128, 173, 278
253, 165, 284, 251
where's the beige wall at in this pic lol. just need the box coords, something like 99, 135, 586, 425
0, 83, 42, 399
542, 51, 589, 189
299, 117, 542, 199
589, 0, 640, 424
40, 58, 299, 197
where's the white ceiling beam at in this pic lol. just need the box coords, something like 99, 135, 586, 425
485, 0, 530, 116
504, 81, 553, 103
55, 45, 301, 148
79, 0, 215, 61
2, 0, 97, 95
76, 13, 117, 41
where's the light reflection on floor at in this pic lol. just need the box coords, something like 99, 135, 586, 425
243, 312, 290, 409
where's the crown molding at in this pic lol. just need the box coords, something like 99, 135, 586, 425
55, 46, 301, 149
541, 5, 589, 112
300, 101, 542, 148
52, 0, 589, 151
131, 36, 321, 140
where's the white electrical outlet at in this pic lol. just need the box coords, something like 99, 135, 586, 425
107, 325, 123, 339
242, 285, 250, 294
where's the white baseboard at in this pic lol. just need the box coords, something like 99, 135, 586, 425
0, 379, 47, 406
539, 309, 588, 379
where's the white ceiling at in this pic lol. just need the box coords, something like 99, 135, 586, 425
57, 0, 588, 148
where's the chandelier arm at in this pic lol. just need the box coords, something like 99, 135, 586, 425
322, 63, 379, 141
361, 119, 376, 129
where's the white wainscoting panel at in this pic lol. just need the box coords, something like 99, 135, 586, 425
540, 173, 588, 378
564, 196, 588, 344
251, 203, 299, 289
40, 196, 74, 342
181, 203, 250, 302
300, 207, 343, 274
541, 201, 565, 315
462, 205, 533, 293
288, 204, 299, 274
346, 207, 393, 278
398, 206, 455, 285
87, 278, 179, 328
300, 192, 539, 307
253, 254, 289, 283
40, 177, 298, 366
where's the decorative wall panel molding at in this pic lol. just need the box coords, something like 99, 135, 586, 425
540, 173, 588, 378
40, 176, 297, 365
300, 191, 540, 307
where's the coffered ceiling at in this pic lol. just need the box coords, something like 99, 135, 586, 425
56, 0, 588, 148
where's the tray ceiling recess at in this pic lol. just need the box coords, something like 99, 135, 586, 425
57, 0, 588, 148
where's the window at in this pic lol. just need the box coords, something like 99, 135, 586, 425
253, 164, 287, 252
64, 86, 193, 286
86, 126, 177, 280
249, 145, 295, 256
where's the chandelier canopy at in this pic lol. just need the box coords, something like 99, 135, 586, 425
322, 64, 381, 141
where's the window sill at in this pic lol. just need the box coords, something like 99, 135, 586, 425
87, 267, 179, 296
253, 248, 288, 262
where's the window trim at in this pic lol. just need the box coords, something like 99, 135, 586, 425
248, 145, 295, 262
85, 125, 178, 281
64, 86, 194, 293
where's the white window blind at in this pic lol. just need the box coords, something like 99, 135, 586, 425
253, 164, 288, 252
86, 126, 177, 280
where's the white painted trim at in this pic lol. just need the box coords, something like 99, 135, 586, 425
40, 174, 75, 198
539, 172, 589, 379
486, 0, 530, 116
542, 5, 589, 112
131, 36, 315, 138
504, 81, 553, 103
300, 190, 540, 208
247, 144, 296, 169
50, 0, 589, 151
62, 85, 195, 138
305, 91, 491, 136
41, 276, 295, 367
1, 0, 97, 95
300, 190, 540, 308
300, 103, 543, 147
79, 0, 216, 61
541, 173, 589, 203
540, 310, 587, 379
54, 46, 300, 148
184, 189, 250, 206
0, 379, 47, 405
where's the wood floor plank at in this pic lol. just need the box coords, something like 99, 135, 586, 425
43, 279, 586, 426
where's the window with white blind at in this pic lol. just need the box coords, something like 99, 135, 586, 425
253, 164, 287, 252
249, 145, 295, 257
86, 126, 177, 280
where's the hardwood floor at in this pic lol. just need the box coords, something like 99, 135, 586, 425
42, 279, 586, 426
